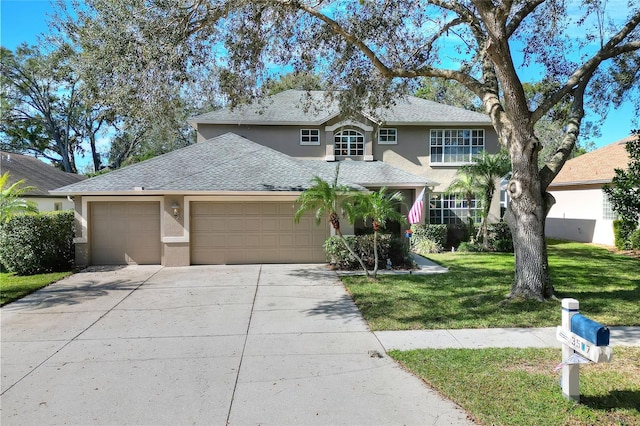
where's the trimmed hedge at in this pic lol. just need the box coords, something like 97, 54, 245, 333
630, 228, 640, 251
410, 224, 447, 248
324, 234, 412, 270
0, 211, 74, 275
486, 222, 514, 252
613, 220, 636, 250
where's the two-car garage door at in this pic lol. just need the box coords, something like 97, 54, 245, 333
190, 201, 329, 264
89, 200, 329, 265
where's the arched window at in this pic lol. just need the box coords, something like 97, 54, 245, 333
334, 129, 364, 156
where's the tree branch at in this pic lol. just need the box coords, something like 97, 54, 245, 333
506, 0, 545, 36
532, 11, 640, 123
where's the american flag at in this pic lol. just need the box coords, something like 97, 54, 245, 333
408, 188, 425, 224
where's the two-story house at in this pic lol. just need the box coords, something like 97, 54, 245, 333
52, 90, 499, 267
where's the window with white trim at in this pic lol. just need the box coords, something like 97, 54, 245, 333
430, 129, 484, 164
378, 128, 397, 144
334, 129, 364, 156
428, 193, 482, 224
300, 129, 320, 145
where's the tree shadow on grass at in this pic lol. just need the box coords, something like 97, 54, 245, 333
581, 390, 640, 411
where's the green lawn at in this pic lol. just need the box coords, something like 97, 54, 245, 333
0, 271, 73, 306
341, 240, 640, 330
391, 347, 640, 426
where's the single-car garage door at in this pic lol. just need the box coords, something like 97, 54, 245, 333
191, 202, 329, 264
90, 201, 161, 265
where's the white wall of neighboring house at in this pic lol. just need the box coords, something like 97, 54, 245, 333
546, 187, 615, 246
28, 197, 75, 212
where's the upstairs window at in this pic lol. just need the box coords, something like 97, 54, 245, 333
334, 129, 364, 156
300, 129, 320, 145
430, 129, 484, 164
378, 128, 397, 144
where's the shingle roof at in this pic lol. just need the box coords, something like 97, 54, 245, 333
302, 159, 437, 188
189, 90, 491, 126
1, 152, 86, 196
550, 136, 632, 186
189, 91, 339, 125
51, 133, 430, 195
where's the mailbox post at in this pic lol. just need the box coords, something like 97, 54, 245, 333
556, 298, 613, 402
560, 298, 580, 401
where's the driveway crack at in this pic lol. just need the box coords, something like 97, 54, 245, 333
226, 264, 261, 425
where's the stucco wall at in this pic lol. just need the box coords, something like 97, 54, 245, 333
28, 197, 75, 212
163, 195, 190, 266
546, 186, 614, 245
197, 123, 499, 184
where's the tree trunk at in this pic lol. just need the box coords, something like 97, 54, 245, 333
372, 230, 379, 278
334, 227, 370, 277
505, 141, 555, 301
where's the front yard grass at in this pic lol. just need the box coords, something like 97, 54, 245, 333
390, 347, 640, 426
340, 240, 640, 330
0, 271, 73, 306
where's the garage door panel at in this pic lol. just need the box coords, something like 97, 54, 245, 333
191, 201, 328, 265
262, 218, 279, 231
91, 201, 161, 265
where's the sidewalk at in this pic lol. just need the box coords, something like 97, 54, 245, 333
375, 326, 640, 351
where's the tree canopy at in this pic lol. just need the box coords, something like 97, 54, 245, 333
603, 129, 640, 246
54, 0, 640, 300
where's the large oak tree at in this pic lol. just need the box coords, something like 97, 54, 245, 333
58, 0, 640, 300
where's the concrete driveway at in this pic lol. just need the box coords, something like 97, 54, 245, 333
1, 264, 472, 425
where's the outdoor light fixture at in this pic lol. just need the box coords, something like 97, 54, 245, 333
171, 202, 180, 219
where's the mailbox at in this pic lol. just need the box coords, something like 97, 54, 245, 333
571, 313, 610, 346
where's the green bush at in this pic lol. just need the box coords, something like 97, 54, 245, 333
457, 242, 487, 252
613, 220, 635, 250
447, 223, 471, 248
412, 238, 443, 254
410, 224, 448, 247
630, 228, 640, 250
324, 234, 412, 270
486, 222, 514, 252
0, 211, 74, 275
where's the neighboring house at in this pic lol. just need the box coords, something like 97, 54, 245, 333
52, 90, 500, 266
1, 151, 86, 211
546, 136, 632, 246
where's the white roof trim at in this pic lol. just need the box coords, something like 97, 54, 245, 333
325, 120, 374, 132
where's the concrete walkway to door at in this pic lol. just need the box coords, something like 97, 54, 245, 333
1, 264, 472, 425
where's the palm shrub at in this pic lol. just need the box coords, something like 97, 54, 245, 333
1, 172, 38, 222
446, 173, 480, 240
344, 188, 406, 278
295, 165, 369, 276
458, 150, 511, 247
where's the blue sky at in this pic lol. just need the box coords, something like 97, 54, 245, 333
1, 0, 637, 149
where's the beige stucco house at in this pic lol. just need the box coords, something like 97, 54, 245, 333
1, 151, 86, 211
52, 90, 500, 266
546, 136, 632, 246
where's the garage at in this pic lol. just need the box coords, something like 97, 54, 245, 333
90, 201, 161, 265
190, 201, 329, 264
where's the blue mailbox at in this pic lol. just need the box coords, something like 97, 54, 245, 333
571, 313, 610, 346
